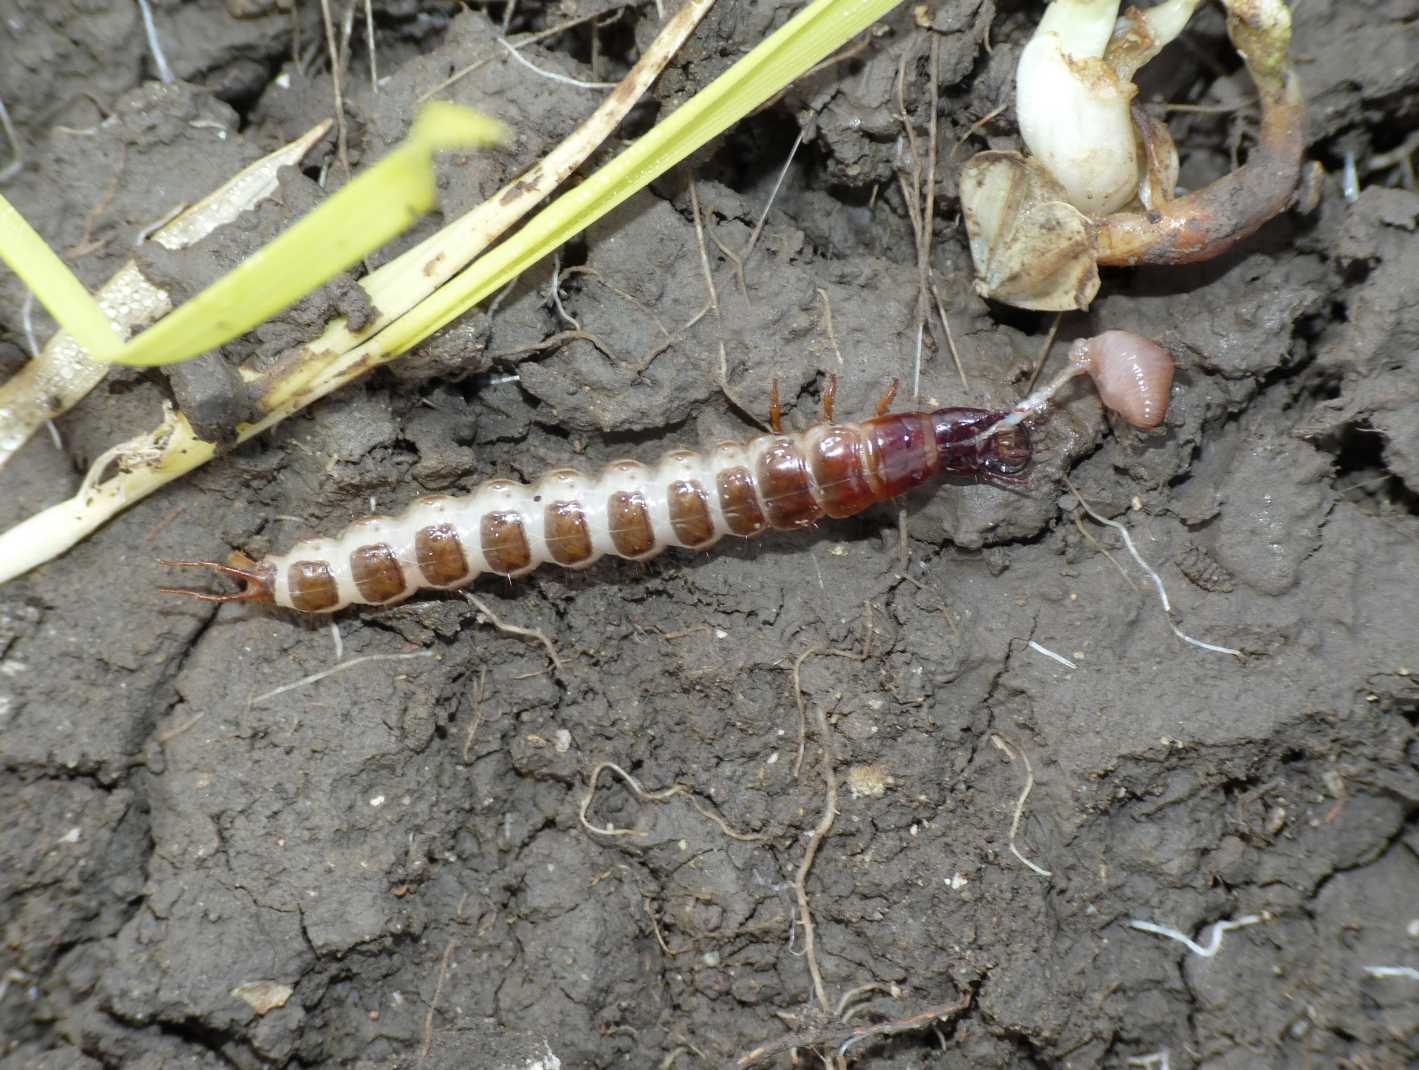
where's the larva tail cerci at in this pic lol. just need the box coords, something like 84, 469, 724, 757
162, 331, 1175, 614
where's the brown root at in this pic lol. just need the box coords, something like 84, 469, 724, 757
1097, 71, 1305, 266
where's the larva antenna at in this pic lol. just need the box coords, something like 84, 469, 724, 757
158, 555, 275, 604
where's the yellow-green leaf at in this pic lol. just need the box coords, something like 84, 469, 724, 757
375, 0, 908, 360
0, 195, 123, 356
100, 102, 505, 366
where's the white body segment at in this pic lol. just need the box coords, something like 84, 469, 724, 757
261, 429, 827, 612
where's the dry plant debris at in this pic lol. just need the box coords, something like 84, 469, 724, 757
0, 0, 718, 584
0, 0, 915, 586
0, 121, 330, 470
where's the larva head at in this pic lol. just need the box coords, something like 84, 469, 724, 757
932, 407, 1035, 482
984, 422, 1033, 477
1069, 330, 1175, 428
159, 554, 276, 605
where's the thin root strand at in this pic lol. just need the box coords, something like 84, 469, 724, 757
733, 989, 972, 1068
989, 734, 1052, 878
463, 592, 566, 676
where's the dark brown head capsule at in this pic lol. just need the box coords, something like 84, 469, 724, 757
931, 407, 1033, 481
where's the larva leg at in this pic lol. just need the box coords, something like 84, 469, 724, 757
875, 378, 899, 418
769, 379, 783, 435
821, 373, 838, 423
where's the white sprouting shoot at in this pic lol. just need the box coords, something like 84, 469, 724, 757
1015, 0, 1204, 215
1016, 0, 1137, 214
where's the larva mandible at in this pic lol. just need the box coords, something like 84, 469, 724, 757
163, 331, 1176, 614
164, 404, 1031, 613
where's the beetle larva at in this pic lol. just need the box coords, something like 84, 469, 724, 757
164, 330, 1177, 613
163, 405, 1033, 613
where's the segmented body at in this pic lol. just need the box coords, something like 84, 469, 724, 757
187, 407, 1030, 613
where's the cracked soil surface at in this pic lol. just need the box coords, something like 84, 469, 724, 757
1, 1, 1417, 1067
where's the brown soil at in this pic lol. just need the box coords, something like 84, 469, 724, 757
1, 1, 1417, 1068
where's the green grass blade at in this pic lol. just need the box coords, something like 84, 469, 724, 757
100, 102, 505, 367
1, 104, 504, 370
373, 0, 908, 360
0, 195, 123, 356
0, 0, 912, 587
